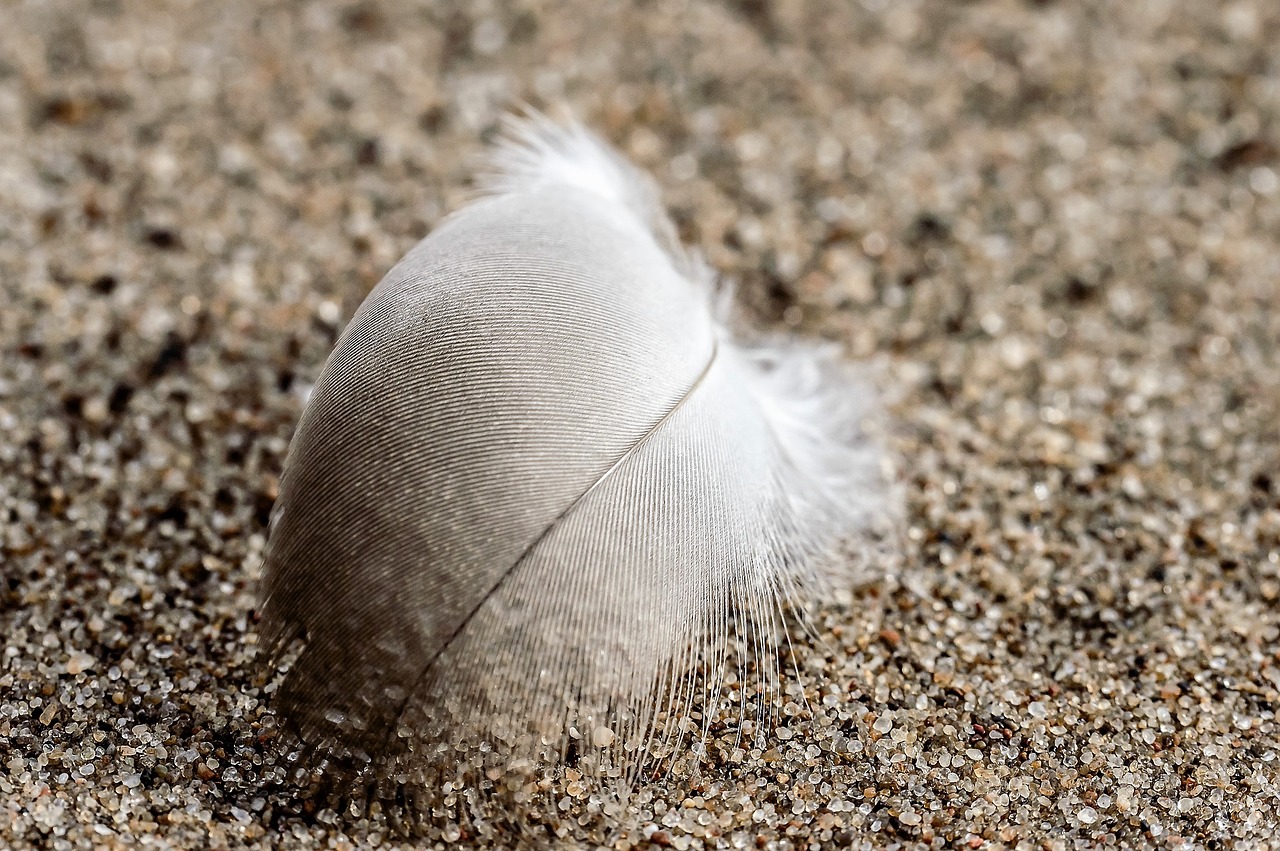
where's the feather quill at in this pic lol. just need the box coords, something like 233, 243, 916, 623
259, 115, 888, 795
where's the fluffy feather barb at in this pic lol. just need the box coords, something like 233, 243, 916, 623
258, 115, 889, 799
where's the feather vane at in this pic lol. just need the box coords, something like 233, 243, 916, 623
258, 115, 888, 791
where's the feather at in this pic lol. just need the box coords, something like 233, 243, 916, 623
258, 114, 889, 795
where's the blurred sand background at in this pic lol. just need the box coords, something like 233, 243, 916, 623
2, 0, 1280, 848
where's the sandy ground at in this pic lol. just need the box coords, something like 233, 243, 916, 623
3, 0, 1280, 848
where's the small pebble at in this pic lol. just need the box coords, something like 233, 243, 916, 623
66, 653, 96, 675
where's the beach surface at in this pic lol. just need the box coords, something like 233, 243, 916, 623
2, 1, 1279, 847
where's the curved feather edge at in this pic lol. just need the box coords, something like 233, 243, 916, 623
256, 115, 893, 835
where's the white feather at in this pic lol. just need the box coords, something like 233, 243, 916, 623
258, 114, 891, 810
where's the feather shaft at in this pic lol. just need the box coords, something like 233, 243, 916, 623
376, 339, 721, 755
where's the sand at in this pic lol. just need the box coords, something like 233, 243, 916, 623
2, 0, 1279, 848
